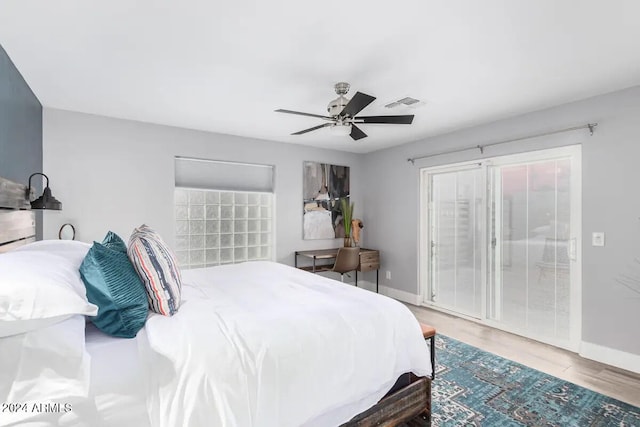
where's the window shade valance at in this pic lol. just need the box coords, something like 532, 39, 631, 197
175, 157, 274, 192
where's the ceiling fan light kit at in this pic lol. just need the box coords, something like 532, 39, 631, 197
275, 82, 415, 141
329, 123, 352, 136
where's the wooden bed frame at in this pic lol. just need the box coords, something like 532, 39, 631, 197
0, 175, 432, 426
343, 373, 431, 426
0, 176, 35, 253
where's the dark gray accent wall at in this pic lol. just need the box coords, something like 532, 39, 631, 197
0, 44, 43, 238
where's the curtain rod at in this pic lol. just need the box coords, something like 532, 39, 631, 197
407, 123, 597, 164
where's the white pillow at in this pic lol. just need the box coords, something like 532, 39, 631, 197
13, 239, 91, 269
0, 315, 92, 426
0, 250, 98, 337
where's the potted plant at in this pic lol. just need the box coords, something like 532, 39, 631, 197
340, 197, 354, 247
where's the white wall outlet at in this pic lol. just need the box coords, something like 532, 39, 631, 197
385, 270, 391, 280
592, 232, 605, 247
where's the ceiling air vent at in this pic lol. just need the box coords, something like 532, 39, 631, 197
384, 97, 421, 108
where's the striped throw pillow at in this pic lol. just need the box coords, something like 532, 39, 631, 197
128, 225, 182, 316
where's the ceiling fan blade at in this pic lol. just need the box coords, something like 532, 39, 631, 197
275, 109, 332, 120
339, 92, 376, 118
350, 124, 367, 141
354, 115, 414, 124
291, 123, 332, 135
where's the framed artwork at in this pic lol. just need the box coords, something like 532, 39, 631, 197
303, 161, 350, 240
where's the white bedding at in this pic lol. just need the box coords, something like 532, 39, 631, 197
23, 324, 152, 427
140, 261, 430, 427
84, 324, 150, 427
0, 316, 91, 427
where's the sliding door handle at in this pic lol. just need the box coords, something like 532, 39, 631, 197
568, 238, 577, 261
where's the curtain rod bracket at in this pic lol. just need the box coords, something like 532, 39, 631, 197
407, 158, 415, 165
588, 123, 597, 136
477, 145, 484, 154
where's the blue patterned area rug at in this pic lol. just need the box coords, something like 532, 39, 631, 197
432, 335, 640, 426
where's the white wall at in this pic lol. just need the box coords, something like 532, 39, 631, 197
362, 85, 640, 369
44, 85, 640, 370
43, 109, 364, 267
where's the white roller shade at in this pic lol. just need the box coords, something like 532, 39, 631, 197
175, 157, 274, 192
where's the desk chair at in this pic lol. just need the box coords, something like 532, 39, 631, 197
332, 247, 360, 283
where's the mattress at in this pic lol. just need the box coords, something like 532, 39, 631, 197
76, 323, 412, 427
81, 324, 414, 427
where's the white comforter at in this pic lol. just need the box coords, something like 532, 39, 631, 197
140, 261, 430, 427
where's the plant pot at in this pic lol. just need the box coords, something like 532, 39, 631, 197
344, 237, 352, 247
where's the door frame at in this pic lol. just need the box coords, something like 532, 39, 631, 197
418, 145, 582, 351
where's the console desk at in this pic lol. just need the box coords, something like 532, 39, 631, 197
294, 248, 380, 293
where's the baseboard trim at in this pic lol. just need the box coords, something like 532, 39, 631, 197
354, 280, 377, 292
379, 286, 420, 305
350, 281, 421, 305
580, 341, 640, 374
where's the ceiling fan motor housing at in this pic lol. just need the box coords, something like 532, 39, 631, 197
327, 82, 352, 116
327, 95, 350, 116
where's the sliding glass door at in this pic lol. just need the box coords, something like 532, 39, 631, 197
424, 166, 484, 318
488, 152, 580, 347
421, 146, 581, 350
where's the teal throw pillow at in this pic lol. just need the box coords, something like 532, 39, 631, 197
80, 240, 148, 338
102, 231, 127, 253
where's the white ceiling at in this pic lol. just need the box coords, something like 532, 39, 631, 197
1, 1, 639, 153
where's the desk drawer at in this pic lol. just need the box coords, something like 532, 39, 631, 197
358, 262, 379, 272
359, 251, 379, 264
358, 250, 379, 272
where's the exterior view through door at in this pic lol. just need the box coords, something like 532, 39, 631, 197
420, 146, 581, 351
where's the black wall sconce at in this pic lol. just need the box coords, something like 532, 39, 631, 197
27, 173, 62, 210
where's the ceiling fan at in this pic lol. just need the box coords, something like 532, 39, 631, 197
275, 82, 414, 141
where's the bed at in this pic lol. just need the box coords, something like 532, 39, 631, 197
0, 175, 432, 427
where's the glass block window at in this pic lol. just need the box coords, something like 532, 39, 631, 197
175, 188, 273, 269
